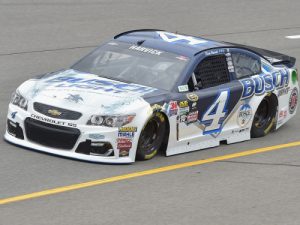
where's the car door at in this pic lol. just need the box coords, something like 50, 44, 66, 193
177, 51, 244, 141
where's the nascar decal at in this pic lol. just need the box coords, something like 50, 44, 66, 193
240, 69, 289, 99
186, 93, 199, 102
45, 70, 156, 95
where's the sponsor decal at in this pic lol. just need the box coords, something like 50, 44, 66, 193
179, 106, 189, 115
119, 127, 137, 132
279, 110, 288, 119
166, 101, 178, 117
231, 127, 250, 134
46, 76, 156, 95
277, 108, 288, 125
225, 52, 234, 73
129, 45, 162, 55
31, 114, 77, 127
47, 109, 62, 117
187, 111, 198, 124
205, 49, 225, 56
240, 69, 289, 99
178, 85, 189, 92
118, 132, 135, 138
192, 102, 197, 108
237, 104, 252, 127
88, 134, 105, 140
179, 101, 188, 108
179, 114, 187, 123
65, 94, 83, 103
186, 93, 199, 102
11, 111, 17, 119
278, 87, 290, 97
289, 88, 298, 114
176, 56, 189, 61
117, 138, 132, 156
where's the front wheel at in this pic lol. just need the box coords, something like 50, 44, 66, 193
136, 112, 166, 160
251, 95, 277, 138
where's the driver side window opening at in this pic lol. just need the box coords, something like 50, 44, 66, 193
188, 54, 230, 91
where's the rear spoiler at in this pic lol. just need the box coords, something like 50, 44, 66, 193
226, 42, 296, 68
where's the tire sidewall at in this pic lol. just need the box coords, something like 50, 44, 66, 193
251, 95, 277, 138
136, 112, 166, 160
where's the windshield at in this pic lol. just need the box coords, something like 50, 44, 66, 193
71, 41, 189, 91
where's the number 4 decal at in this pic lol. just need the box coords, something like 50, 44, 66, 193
201, 89, 230, 135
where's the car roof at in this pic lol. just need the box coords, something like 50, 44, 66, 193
114, 29, 231, 57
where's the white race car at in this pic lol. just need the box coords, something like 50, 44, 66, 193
5, 29, 298, 163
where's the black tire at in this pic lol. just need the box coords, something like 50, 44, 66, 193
251, 95, 277, 138
136, 112, 166, 160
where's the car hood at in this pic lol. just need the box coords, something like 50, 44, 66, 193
22, 69, 159, 114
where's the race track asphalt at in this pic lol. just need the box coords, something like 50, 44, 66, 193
1, 1, 300, 224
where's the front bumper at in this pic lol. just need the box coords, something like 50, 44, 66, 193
5, 104, 136, 164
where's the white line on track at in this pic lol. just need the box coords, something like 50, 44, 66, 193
285, 35, 300, 39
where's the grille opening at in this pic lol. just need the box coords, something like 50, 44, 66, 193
7, 120, 24, 139
76, 140, 114, 156
195, 54, 230, 89
34, 102, 82, 120
25, 118, 80, 150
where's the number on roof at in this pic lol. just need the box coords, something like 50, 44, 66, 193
157, 31, 208, 46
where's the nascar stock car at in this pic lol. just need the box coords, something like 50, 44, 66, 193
5, 29, 298, 163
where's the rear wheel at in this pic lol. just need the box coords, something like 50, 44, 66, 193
251, 95, 277, 138
136, 112, 166, 160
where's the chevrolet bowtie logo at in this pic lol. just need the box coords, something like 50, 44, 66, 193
48, 109, 62, 117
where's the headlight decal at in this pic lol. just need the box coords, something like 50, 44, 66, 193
87, 114, 135, 127
11, 91, 28, 110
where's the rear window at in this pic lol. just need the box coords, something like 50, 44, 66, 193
232, 52, 261, 78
